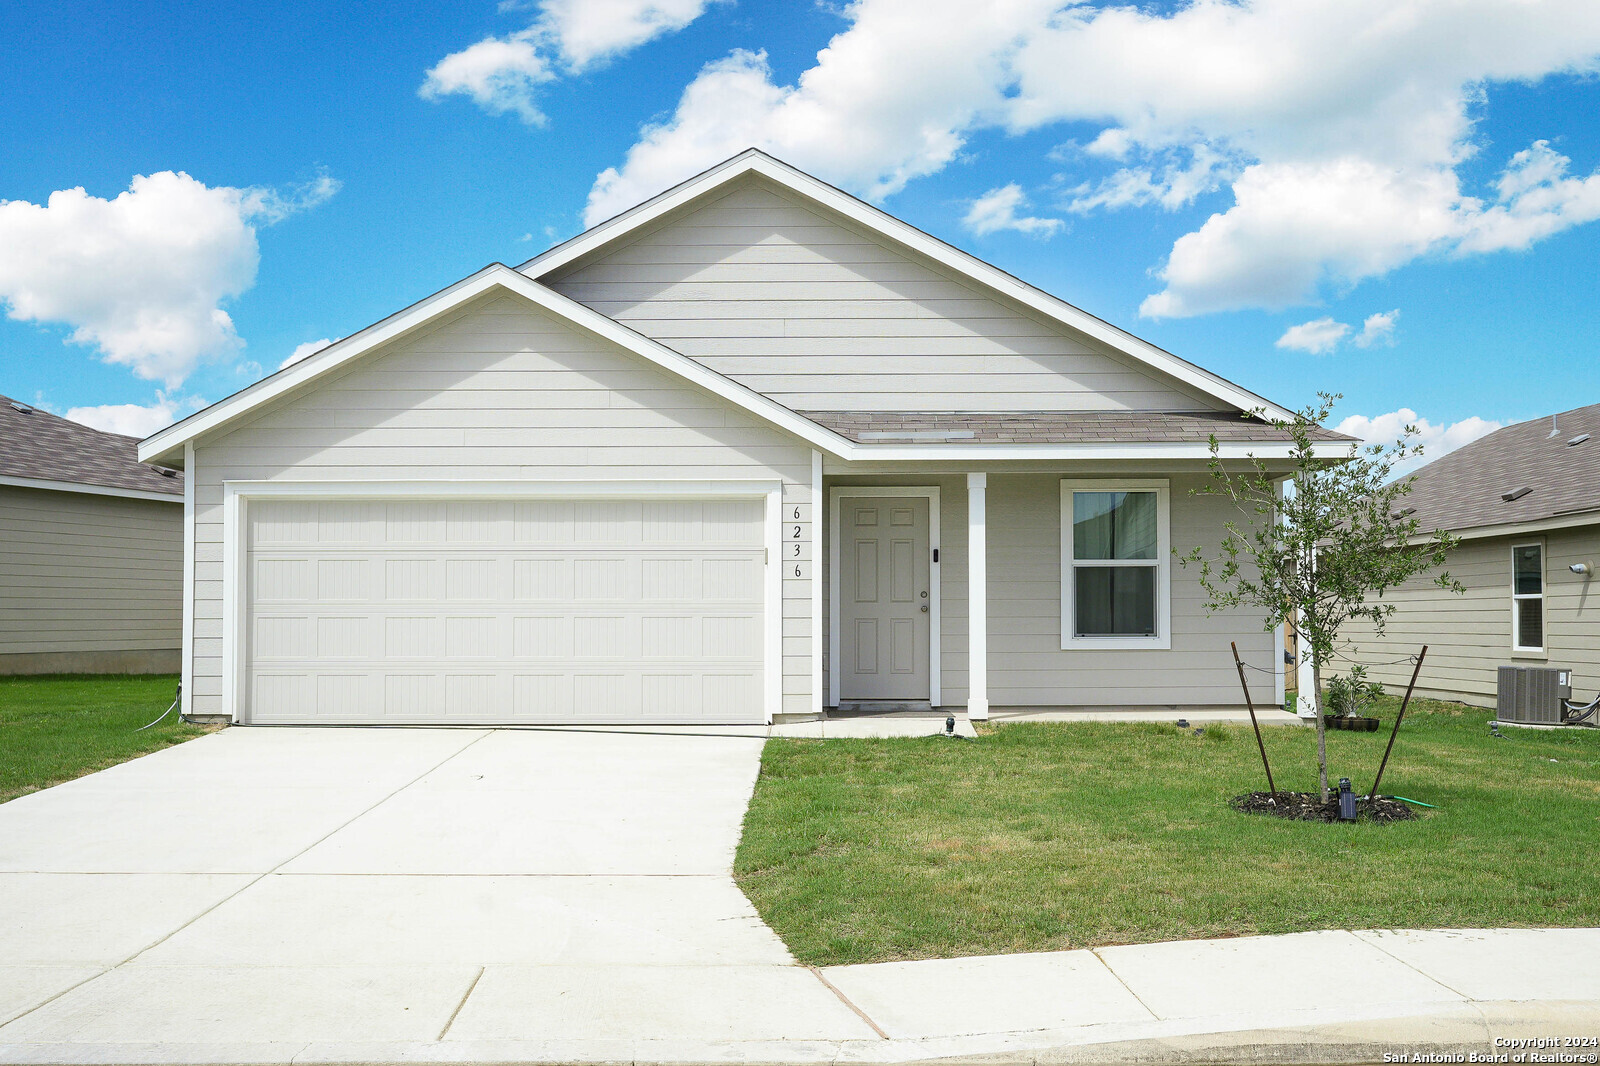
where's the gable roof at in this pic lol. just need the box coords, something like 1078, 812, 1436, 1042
138, 264, 856, 467
139, 264, 1330, 469
520, 149, 1295, 423
1396, 402, 1600, 536
0, 394, 182, 501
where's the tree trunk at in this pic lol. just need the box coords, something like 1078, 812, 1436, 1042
1312, 660, 1329, 801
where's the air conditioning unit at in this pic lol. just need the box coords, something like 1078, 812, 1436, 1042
1497, 666, 1572, 725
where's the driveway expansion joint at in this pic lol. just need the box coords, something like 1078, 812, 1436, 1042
807, 966, 890, 1040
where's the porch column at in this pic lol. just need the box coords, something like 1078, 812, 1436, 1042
967, 472, 989, 720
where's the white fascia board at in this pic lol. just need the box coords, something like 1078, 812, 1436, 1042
138, 262, 858, 465
843, 441, 1333, 462
1434, 509, 1600, 543
519, 150, 1294, 422
0, 474, 182, 503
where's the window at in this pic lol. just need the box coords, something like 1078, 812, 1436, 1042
1512, 542, 1545, 653
1061, 480, 1170, 649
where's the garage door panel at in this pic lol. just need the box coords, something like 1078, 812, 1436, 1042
245, 495, 767, 724
512, 558, 571, 599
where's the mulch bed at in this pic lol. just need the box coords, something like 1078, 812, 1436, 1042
1231, 790, 1417, 823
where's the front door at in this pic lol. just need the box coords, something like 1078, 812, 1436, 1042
840, 496, 931, 700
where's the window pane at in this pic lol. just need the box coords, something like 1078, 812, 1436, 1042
1075, 566, 1157, 636
1073, 491, 1157, 560
1513, 545, 1543, 595
1516, 598, 1544, 649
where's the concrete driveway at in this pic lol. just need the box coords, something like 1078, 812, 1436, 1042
0, 726, 878, 1057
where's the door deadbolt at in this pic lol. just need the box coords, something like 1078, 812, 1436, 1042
921, 590, 928, 598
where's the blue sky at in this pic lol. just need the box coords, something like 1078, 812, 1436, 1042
2, 0, 1598, 464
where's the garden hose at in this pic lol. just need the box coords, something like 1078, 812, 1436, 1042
1384, 795, 1439, 808
133, 682, 183, 732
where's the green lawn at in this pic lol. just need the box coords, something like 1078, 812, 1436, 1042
0, 674, 210, 804
735, 697, 1600, 966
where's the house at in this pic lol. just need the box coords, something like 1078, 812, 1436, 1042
1342, 403, 1600, 707
137, 150, 1347, 726
0, 396, 183, 674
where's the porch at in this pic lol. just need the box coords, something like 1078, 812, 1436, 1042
804, 463, 1290, 722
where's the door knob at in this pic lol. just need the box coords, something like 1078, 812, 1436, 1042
920, 605, 929, 613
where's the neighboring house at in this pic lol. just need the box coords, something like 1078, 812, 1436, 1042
138, 150, 1347, 726
0, 396, 184, 674
1344, 403, 1600, 707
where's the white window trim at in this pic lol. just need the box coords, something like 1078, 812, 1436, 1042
221, 478, 783, 726
1060, 478, 1171, 651
1510, 539, 1547, 657
827, 485, 941, 707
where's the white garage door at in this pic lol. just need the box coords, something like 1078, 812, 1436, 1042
244, 496, 768, 724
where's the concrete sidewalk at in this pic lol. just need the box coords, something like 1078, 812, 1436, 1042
1, 925, 1595, 1063
0, 728, 1594, 1064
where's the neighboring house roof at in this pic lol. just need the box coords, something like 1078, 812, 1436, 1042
1397, 401, 1600, 536
521, 149, 1297, 423
809, 411, 1354, 445
0, 394, 182, 501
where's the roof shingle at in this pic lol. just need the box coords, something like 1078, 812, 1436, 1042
1392, 402, 1600, 532
801, 410, 1353, 445
0, 395, 183, 496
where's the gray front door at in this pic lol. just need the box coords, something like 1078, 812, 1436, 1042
840, 497, 931, 700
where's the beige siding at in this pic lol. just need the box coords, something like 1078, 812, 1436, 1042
1344, 526, 1600, 706
0, 485, 182, 659
822, 472, 1273, 708
546, 180, 1227, 414
189, 292, 814, 719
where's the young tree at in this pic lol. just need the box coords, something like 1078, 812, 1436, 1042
1177, 394, 1463, 801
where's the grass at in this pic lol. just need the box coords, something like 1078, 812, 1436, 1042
734, 696, 1600, 966
0, 674, 211, 804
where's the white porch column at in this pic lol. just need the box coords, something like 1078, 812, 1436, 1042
967, 472, 989, 720
1296, 615, 1318, 716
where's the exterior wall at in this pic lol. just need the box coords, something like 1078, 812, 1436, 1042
547, 179, 1226, 414
823, 471, 1274, 708
187, 291, 814, 720
1344, 526, 1600, 707
0, 485, 182, 672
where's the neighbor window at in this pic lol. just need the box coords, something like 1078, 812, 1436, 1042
1512, 542, 1545, 653
1061, 480, 1170, 649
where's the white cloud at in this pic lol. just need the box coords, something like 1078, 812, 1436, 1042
0, 171, 338, 388
582, 0, 1043, 225
422, 0, 724, 125
962, 184, 1062, 238
64, 393, 196, 439
420, 37, 553, 124
280, 337, 338, 370
539, 0, 722, 68
1336, 408, 1502, 475
587, 0, 1600, 313
1275, 317, 1350, 355
1353, 309, 1400, 349
1276, 308, 1400, 354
